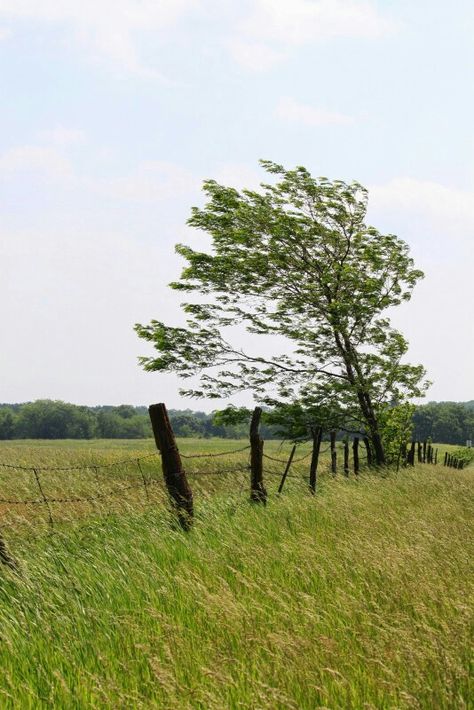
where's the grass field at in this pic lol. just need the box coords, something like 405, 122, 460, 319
0, 439, 472, 708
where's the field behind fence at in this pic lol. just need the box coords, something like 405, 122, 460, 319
0, 423, 467, 539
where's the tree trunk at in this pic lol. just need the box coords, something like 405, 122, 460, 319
334, 332, 386, 465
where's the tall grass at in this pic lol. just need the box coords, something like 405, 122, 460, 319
0, 449, 472, 708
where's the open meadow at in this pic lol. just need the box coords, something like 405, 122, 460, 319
0, 439, 472, 708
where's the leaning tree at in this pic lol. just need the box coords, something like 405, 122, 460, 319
135, 160, 428, 465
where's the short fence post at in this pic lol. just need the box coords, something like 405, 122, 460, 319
444, 451, 448, 466
330, 430, 337, 475
278, 445, 297, 494
408, 441, 416, 466
250, 407, 266, 504
434, 449, 438, 465
422, 441, 427, 463
343, 440, 350, 477
309, 426, 323, 494
32, 467, 53, 528
417, 441, 422, 463
148, 403, 193, 530
353, 437, 360, 476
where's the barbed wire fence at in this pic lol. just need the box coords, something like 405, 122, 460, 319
0, 403, 444, 563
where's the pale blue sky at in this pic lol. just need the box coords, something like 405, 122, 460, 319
1, 0, 473, 408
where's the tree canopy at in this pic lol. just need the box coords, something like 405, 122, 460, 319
135, 160, 428, 463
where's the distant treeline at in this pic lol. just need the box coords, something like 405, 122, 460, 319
0, 400, 277, 440
0, 399, 473, 443
412, 401, 474, 445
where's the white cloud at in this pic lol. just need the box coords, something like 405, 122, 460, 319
276, 96, 354, 126
0, 145, 72, 178
89, 161, 199, 203
0, 0, 200, 78
0, 138, 198, 202
37, 126, 87, 147
370, 177, 474, 233
226, 39, 285, 71
243, 0, 394, 44
229, 0, 395, 70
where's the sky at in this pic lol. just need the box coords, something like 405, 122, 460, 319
1, 0, 473, 410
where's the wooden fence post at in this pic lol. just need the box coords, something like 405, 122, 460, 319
422, 441, 427, 463
278, 445, 297, 494
353, 437, 360, 476
417, 441, 422, 463
444, 451, 448, 466
434, 449, 438, 465
330, 430, 337, 475
408, 441, 415, 466
309, 426, 323, 494
363, 437, 373, 467
344, 440, 350, 477
250, 407, 266, 504
148, 403, 193, 530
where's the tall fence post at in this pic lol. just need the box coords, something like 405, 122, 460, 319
250, 407, 266, 504
309, 426, 323, 494
330, 430, 337, 475
343, 440, 350, 477
353, 437, 360, 476
417, 441, 422, 463
148, 403, 193, 530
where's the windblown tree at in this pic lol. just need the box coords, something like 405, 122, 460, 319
135, 160, 428, 465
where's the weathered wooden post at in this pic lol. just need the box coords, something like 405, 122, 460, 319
444, 451, 448, 466
309, 426, 323, 494
148, 403, 193, 530
330, 430, 337, 475
408, 441, 416, 466
422, 440, 427, 463
353, 437, 360, 476
250, 407, 266, 504
417, 441, 422, 463
343, 440, 350, 477
434, 449, 438, 465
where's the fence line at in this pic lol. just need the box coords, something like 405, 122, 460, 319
1, 419, 457, 555
181, 445, 251, 459
0, 444, 253, 471
0, 451, 159, 472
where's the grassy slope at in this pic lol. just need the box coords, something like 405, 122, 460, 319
0, 451, 472, 709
